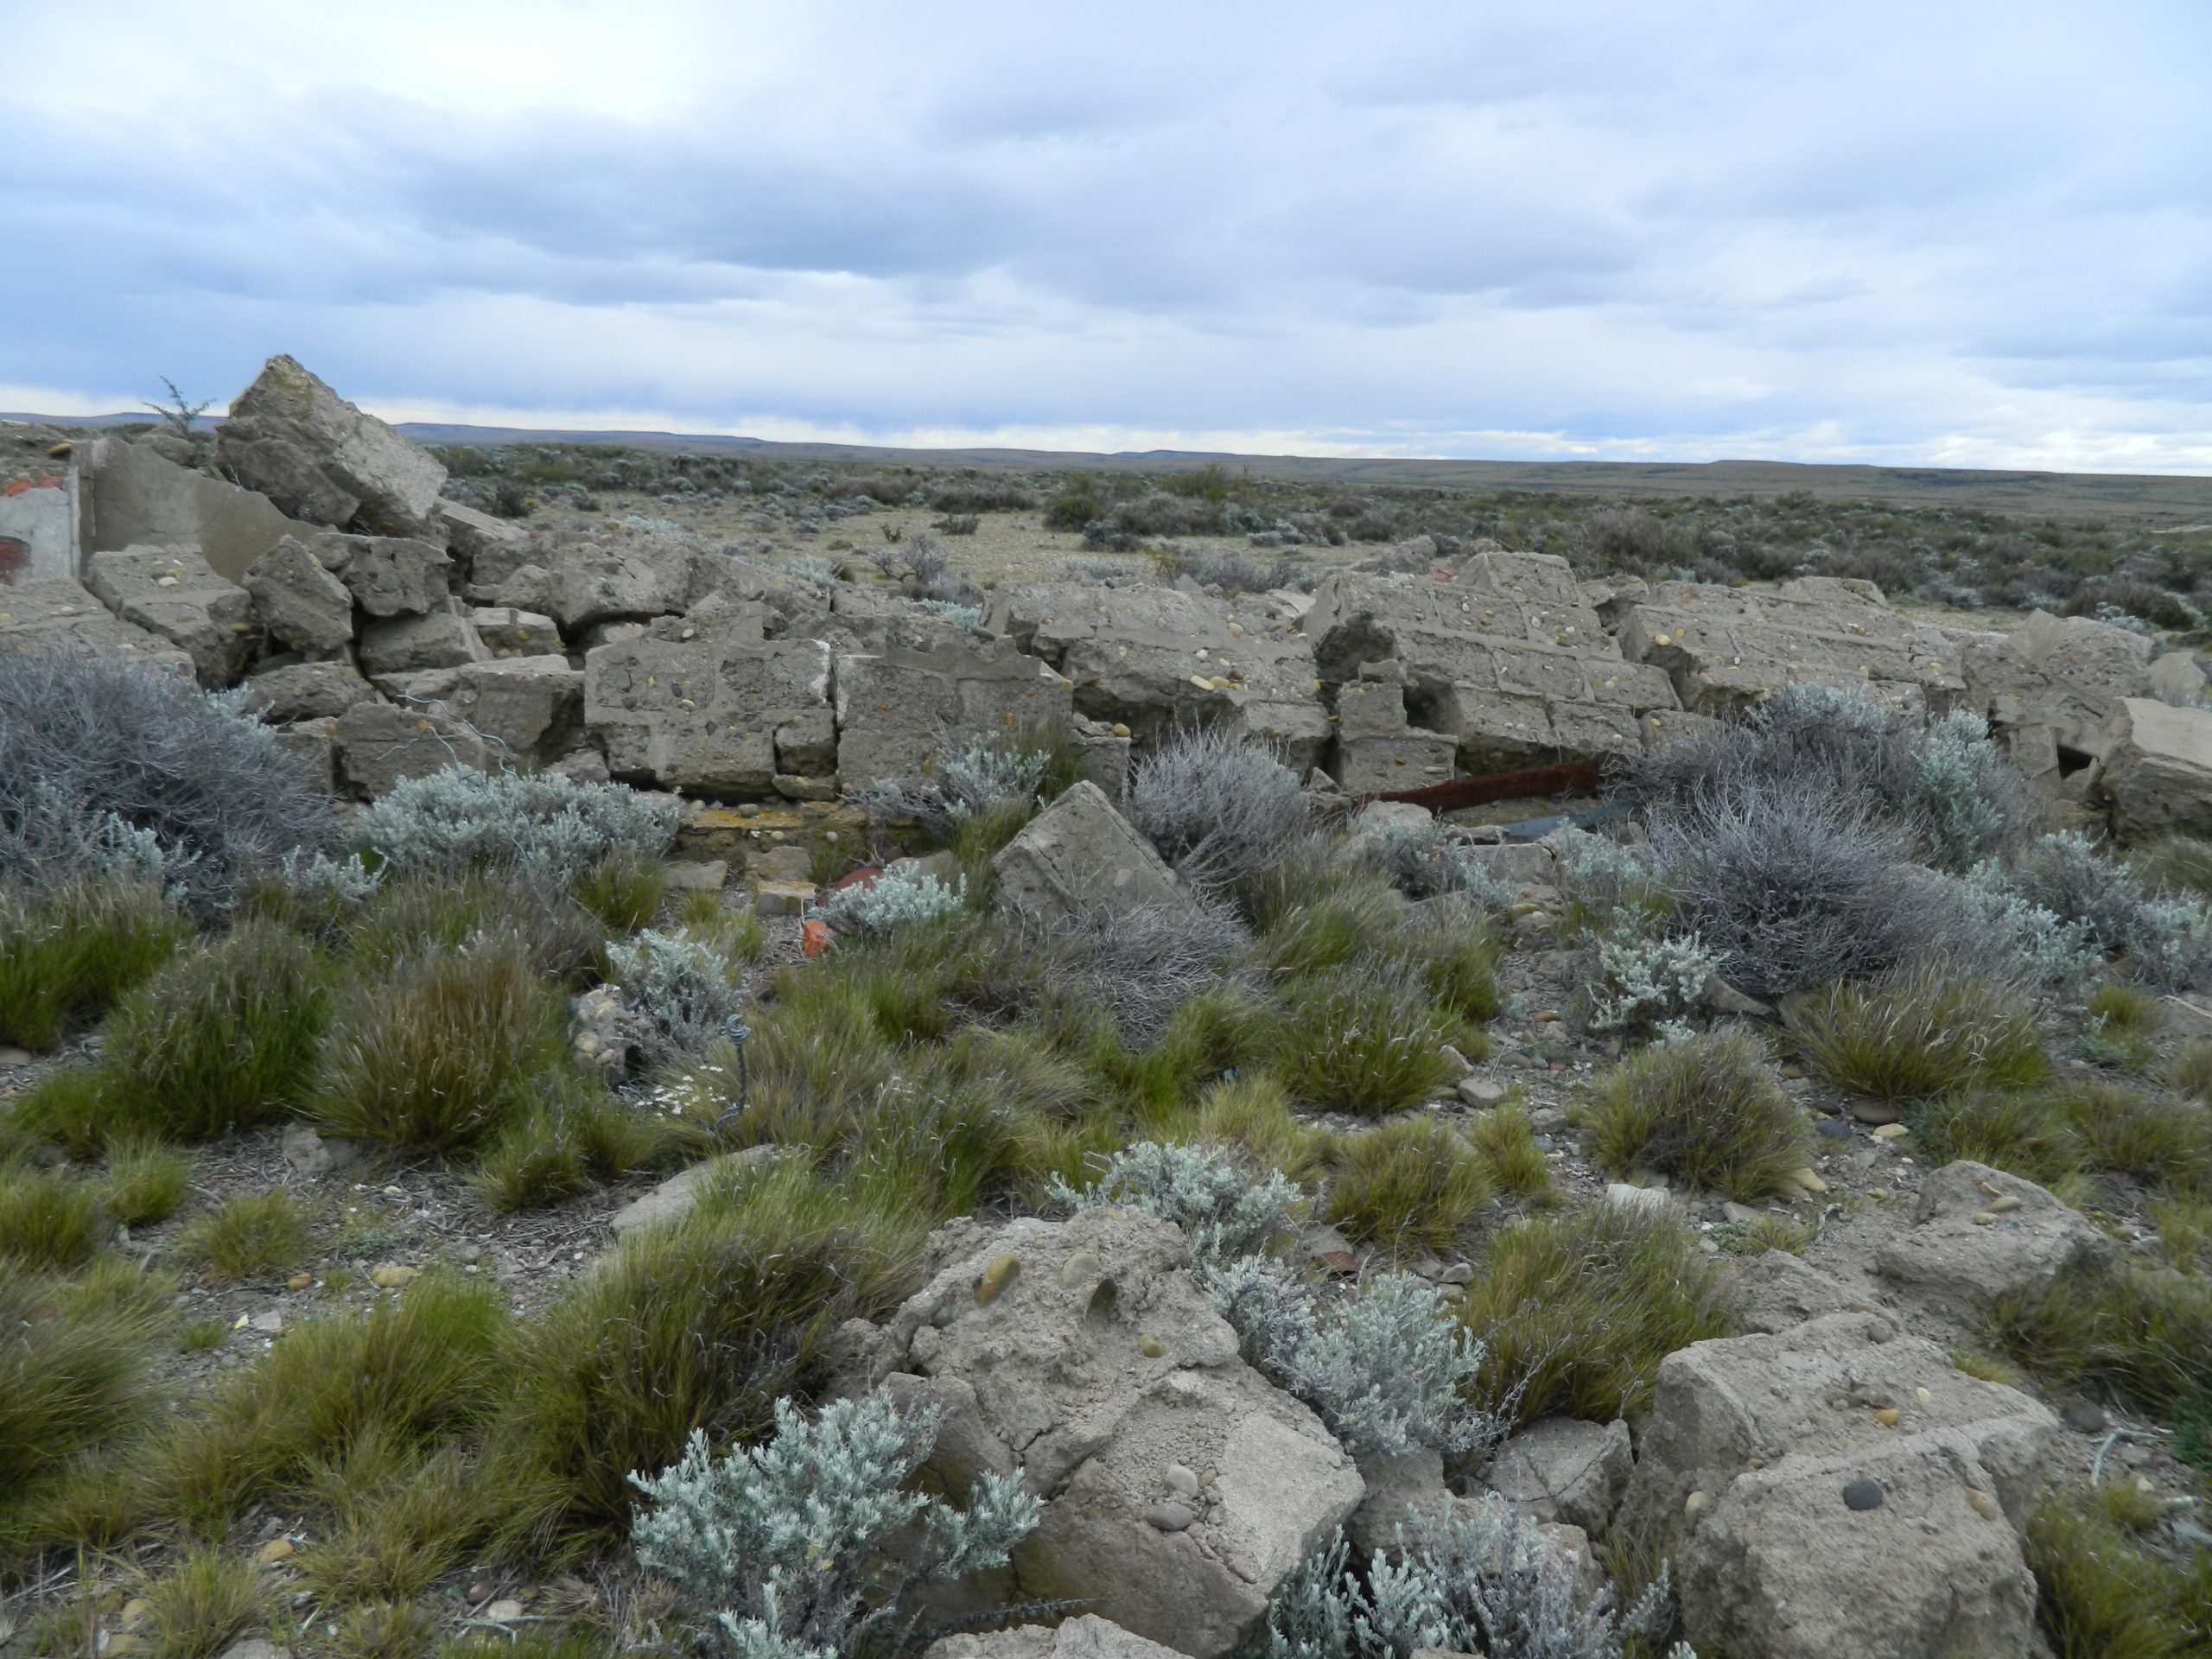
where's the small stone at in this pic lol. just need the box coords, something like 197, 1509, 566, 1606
1438, 1260, 1474, 1286
250, 1310, 283, 1335
1457, 1076, 1509, 1107
255, 1537, 296, 1563
976, 1252, 1020, 1305
1815, 1119, 1853, 1141
369, 1265, 416, 1289
1111, 723, 1130, 738
1136, 1335, 1166, 1358
484, 1599, 525, 1623
1165, 1463, 1201, 1497
105, 1638, 142, 1656
1869, 1123, 1910, 1141
119, 1599, 152, 1630
2060, 1402, 2109, 1434
1847, 1099, 1904, 1126
1872, 1408, 1901, 1427
1915, 1387, 1931, 1405
1987, 1195, 2022, 1213
1781, 1064, 1805, 1080
0, 1046, 33, 1067
1970, 1211, 1997, 1226
286, 1272, 312, 1291
1841, 1478, 1884, 1511
1790, 1168, 1827, 1194
1199, 1467, 1217, 1487
1966, 1488, 2001, 1522
1683, 1490, 1712, 1520
1056, 1251, 1102, 1287
1144, 1502, 1196, 1532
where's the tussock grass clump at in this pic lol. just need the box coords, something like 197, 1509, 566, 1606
143, 1546, 269, 1659
1459, 1203, 1733, 1426
1273, 964, 1457, 1116
0, 1170, 107, 1270
0, 878, 184, 1050
494, 1167, 924, 1548
149, 1273, 509, 1532
1258, 870, 1404, 979
8, 1067, 113, 1160
1183, 1073, 1330, 1185
2026, 1484, 2212, 1659
0, 1266, 161, 1551
96, 1138, 194, 1226
1912, 1089, 2084, 1193
99, 918, 329, 1142
346, 868, 606, 987
1990, 1261, 2212, 1421
315, 932, 569, 1153
472, 1090, 669, 1213
1577, 1029, 1810, 1203
1787, 957, 2047, 1103
1465, 1103, 1552, 1202
2128, 833, 2212, 899
1325, 1117, 1491, 1254
569, 848, 667, 931
2150, 1198, 2212, 1273
2165, 1038, 2212, 1103
2088, 981, 2160, 1030
1916, 1079, 2212, 1200
181, 1192, 307, 1281
296, 1441, 493, 1605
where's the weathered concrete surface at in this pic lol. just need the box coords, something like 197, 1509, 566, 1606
469, 606, 563, 658
83, 545, 254, 686
0, 473, 79, 582
358, 608, 490, 677
1957, 610, 2156, 784
244, 536, 356, 657
835, 631, 1075, 788
431, 499, 533, 585
395, 654, 585, 764
331, 700, 491, 797
992, 781, 1199, 925
988, 583, 1327, 769
308, 531, 452, 619
78, 437, 315, 581
1306, 552, 1685, 772
585, 606, 834, 797
1621, 1312, 2059, 1659
2095, 696, 2212, 841
928, 1616, 1185, 1659
244, 660, 381, 722
1331, 667, 1459, 791
1618, 576, 1965, 719
0, 578, 194, 675
1875, 1161, 2113, 1322
1474, 1417, 1633, 1535
850, 1210, 1363, 1659
533, 540, 721, 630
214, 355, 448, 540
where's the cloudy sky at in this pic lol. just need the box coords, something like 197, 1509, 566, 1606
5, 2, 2208, 469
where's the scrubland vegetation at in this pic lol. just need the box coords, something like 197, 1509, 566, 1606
2, 644, 2209, 1659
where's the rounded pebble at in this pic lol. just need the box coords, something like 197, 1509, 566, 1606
1842, 1478, 1884, 1511
976, 1253, 1020, 1305
1967, 1488, 2000, 1522
1057, 1252, 1103, 1288
1166, 1463, 1200, 1497
1136, 1335, 1166, 1358
1144, 1502, 1195, 1532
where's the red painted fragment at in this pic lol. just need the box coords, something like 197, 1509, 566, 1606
800, 919, 832, 959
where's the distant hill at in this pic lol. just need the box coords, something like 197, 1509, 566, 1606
9, 412, 2210, 523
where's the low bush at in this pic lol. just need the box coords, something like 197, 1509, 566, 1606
1052, 1139, 1303, 1265
1577, 1029, 1809, 1203
1360, 823, 1515, 908
0, 1170, 108, 1269
2010, 831, 2212, 988
96, 1137, 194, 1226
1552, 830, 1669, 937
0, 651, 338, 911
2026, 1484, 2212, 1659
98, 918, 329, 1141
1787, 957, 2048, 1103
1272, 963, 1457, 1116
314, 932, 569, 1153
1990, 1259, 2212, 1421
1039, 897, 1253, 1046
1325, 1117, 1491, 1253
1459, 1204, 1734, 1425
570, 848, 667, 931
857, 723, 1077, 851
181, 1191, 308, 1281
2128, 833, 2212, 898
0, 878, 185, 1050
1128, 727, 1313, 894
817, 864, 964, 937
631, 1389, 1039, 1659
357, 765, 677, 885
494, 1167, 923, 1548
607, 929, 745, 1067
1580, 911, 1721, 1031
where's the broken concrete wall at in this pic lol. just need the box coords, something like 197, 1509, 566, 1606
0, 474, 81, 583
78, 437, 317, 582
835, 626, 1076, 790
1955, 610, 2155, 786
214, 355, 448, 541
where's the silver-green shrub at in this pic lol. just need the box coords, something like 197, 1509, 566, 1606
1051, 1139, 1303, 1264
1584, 911, 1722, 1031
631, 1389, 1038, 1659
816, 865, 965, 936
358, 765, 677, 884
2006, 830, 2212, 988
1265, 1510, 1691, 1659
857, 731, 1052, 842
1128, 726, 1313, 893
608, 930, 745, 1065
1362, 823, 1516, 910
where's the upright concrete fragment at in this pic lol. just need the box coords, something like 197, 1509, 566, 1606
83, 545, 254, 686
395, 655, 585, 764
244, 536, 356, 656
991, 781, 1198, 925
0, 473, 80, 582
215, 355, 448, 540
1621, 1312, 2059, 1659
836, 632, 1075, 788
78, 436, 316, 581
584, 606, 833, 796
2096, 696, 2212, 840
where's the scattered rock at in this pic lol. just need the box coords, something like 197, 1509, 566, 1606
606, 1147, 781, 1236
216, 354, 448, 539
991, 781, 1200, 926
1873, 1160, 2112, 1321
927, 1616, 1185, 1659
1475, 1417, 1633, 1535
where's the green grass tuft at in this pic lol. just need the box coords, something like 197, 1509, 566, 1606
1459, 1202, 1734, 1426
1787, 956, 2047, 1103
1915, 1078, 2210, 1199
472, 1088, 671, 1212
570, 849, 668, 931
143, 1546, 269, 1659
97, 1137, 195, 1226
0, 878, 185, 1051
1271, 964, 1456, 1116
1577, 1029, 1809, 1203
180, 1191, 308, 1281
346, 869, 606, 987
2088, 980, 2159, 1030
1990, 1260, 2212, 1421
2026, 1484, 2212, 1659
1182, 1072, 1331, 1185
99, 918, 329, 1142
2164, 1038, 2212, 1103
1465, 1103, 1552, 1202
0, 1168, 108, 1270
2126, 832, 2212, 899
315, 932, 571, 1153
1325, 1116, 1490, 1254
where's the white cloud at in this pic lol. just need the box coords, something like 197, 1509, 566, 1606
4, 0, 2207, 469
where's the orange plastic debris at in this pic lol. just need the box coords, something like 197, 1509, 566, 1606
801, 919, 832, 959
